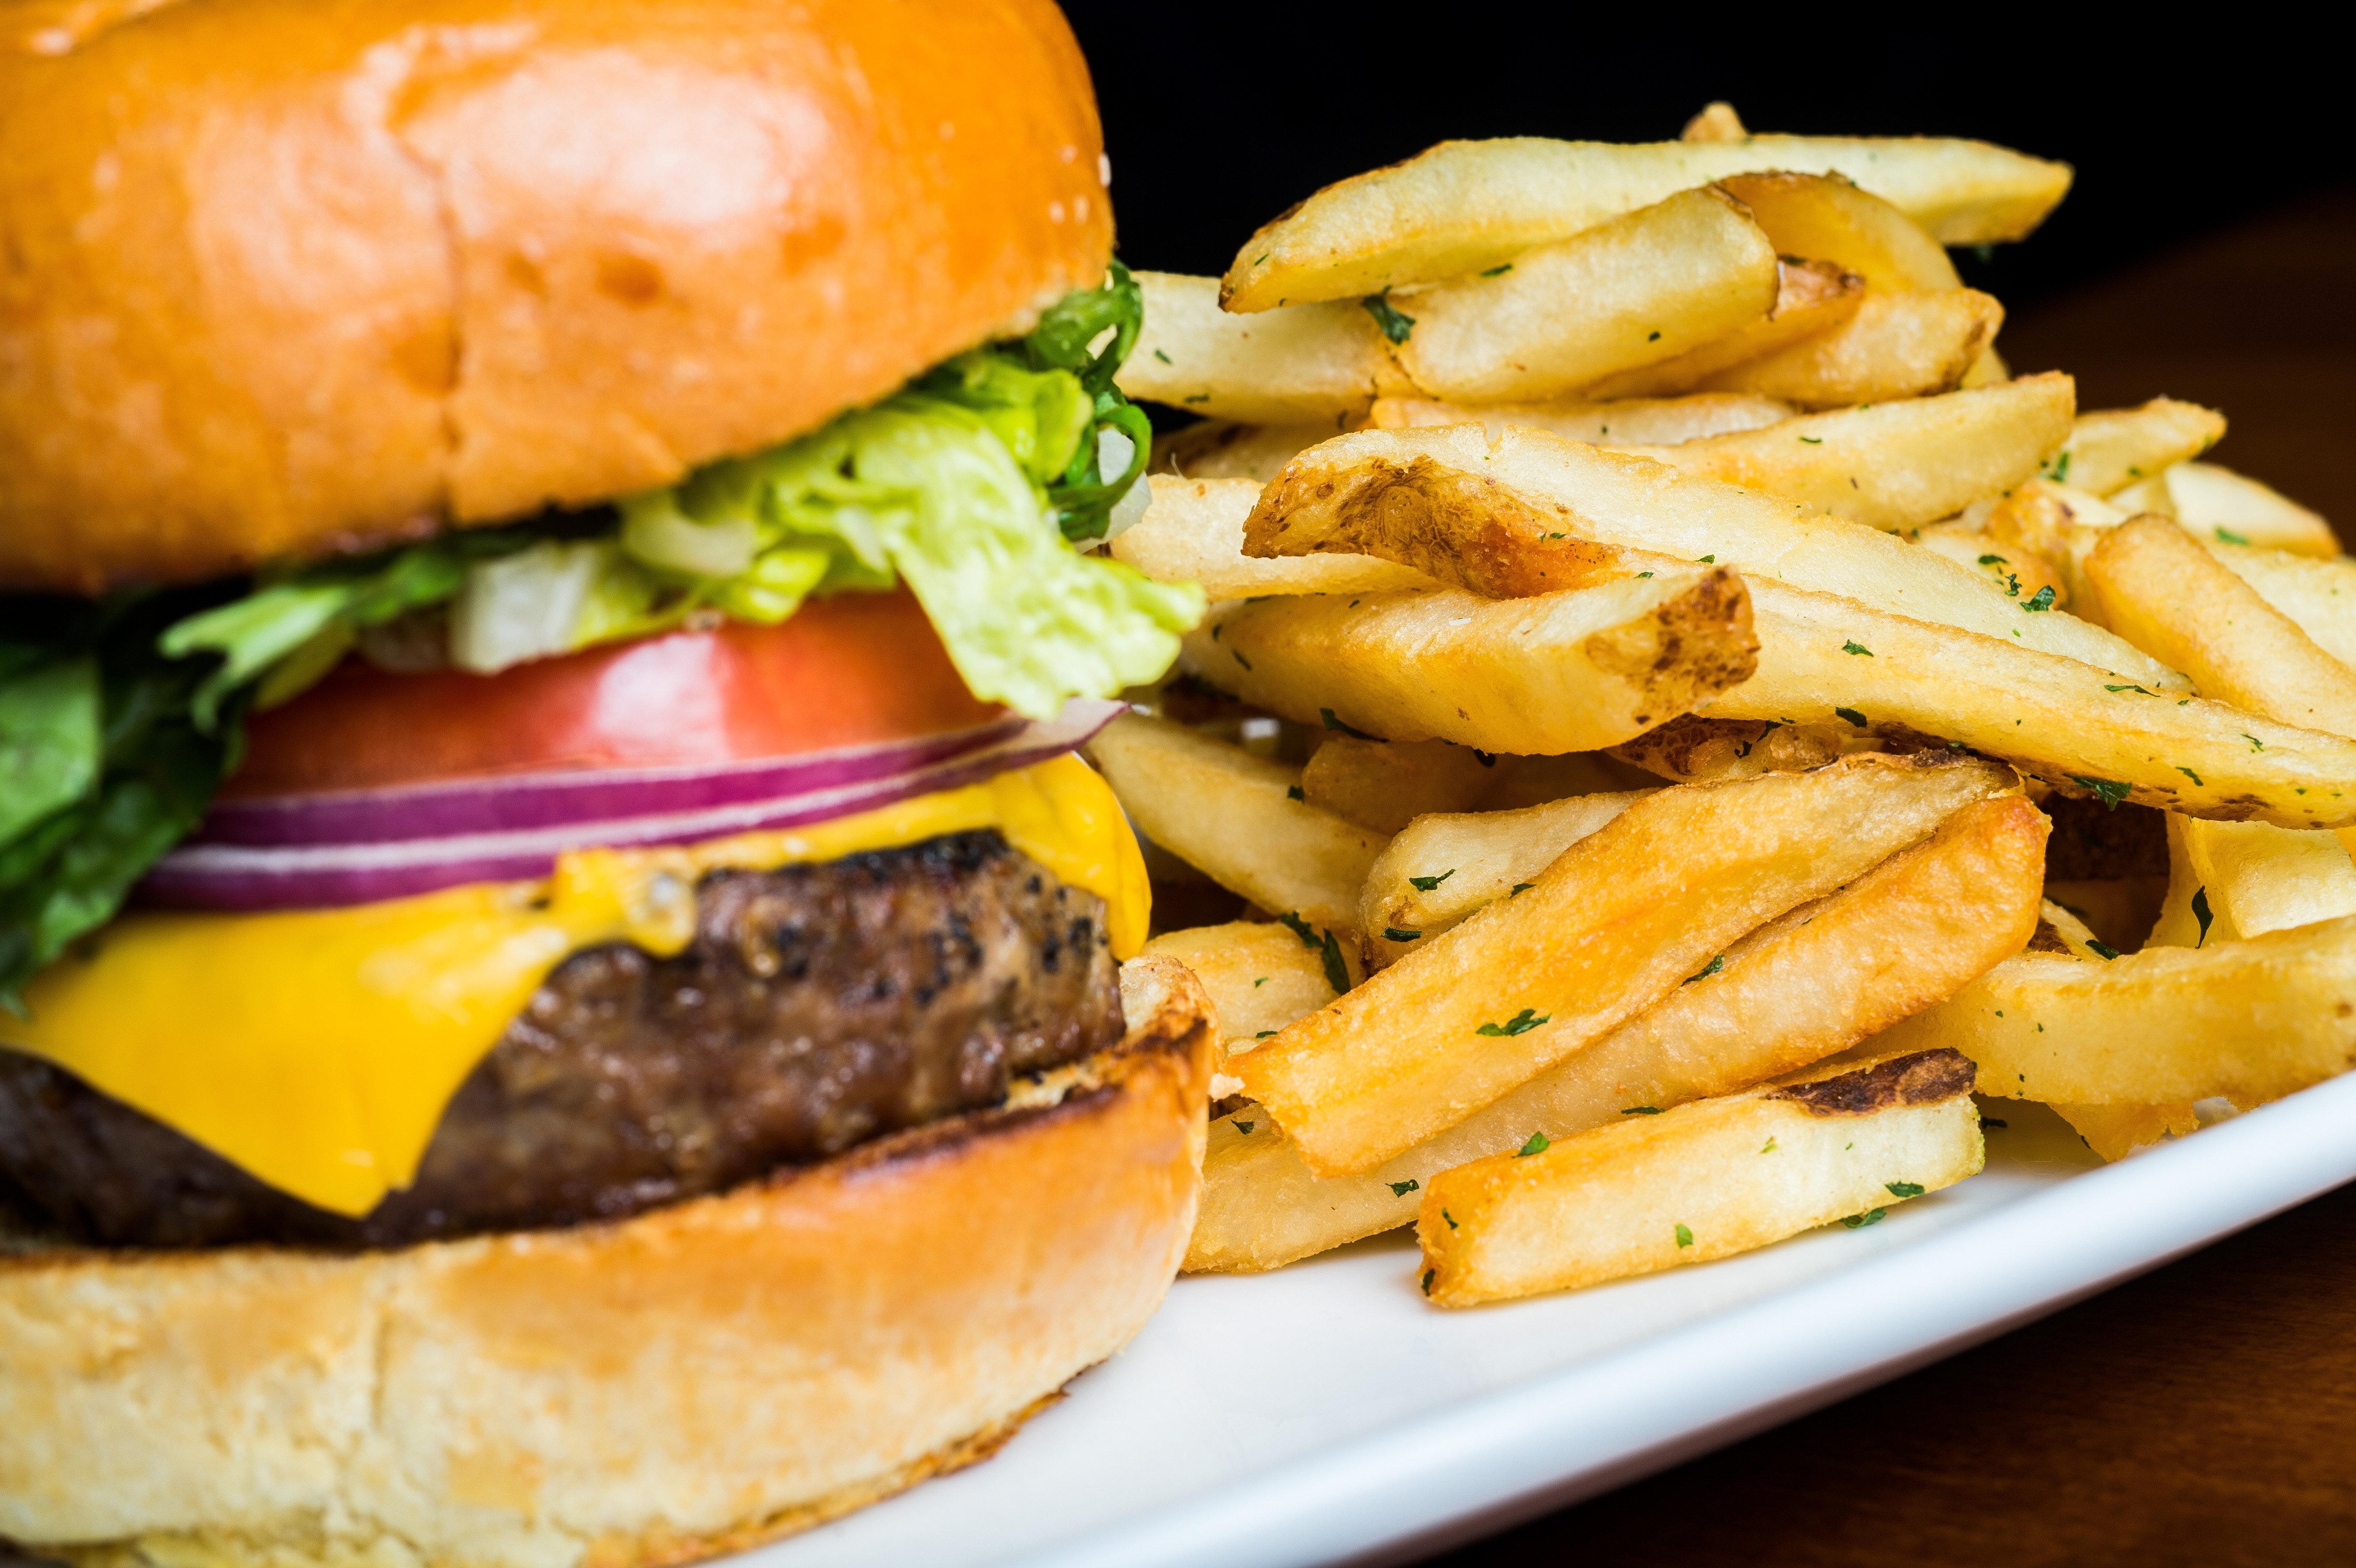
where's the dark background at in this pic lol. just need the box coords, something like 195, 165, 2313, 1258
1058, 7, 2344, 321
1054, 10, 2356, 1566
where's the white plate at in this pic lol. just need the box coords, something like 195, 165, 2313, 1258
747, 1074, 2356, 1568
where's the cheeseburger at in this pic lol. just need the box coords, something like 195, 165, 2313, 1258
0, 1, 1217, 1561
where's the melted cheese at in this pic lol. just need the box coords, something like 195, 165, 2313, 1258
1, 755, 1148, 1217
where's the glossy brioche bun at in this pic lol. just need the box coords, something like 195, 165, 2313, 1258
0, 0, 1113, 594
0, 957, 1216, 1568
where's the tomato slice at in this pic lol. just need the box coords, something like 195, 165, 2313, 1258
227, 589, 1003, 797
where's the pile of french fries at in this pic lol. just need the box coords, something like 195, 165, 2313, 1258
1092, 105, 2356, 1309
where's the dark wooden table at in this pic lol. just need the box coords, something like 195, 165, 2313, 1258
1422, 192, 2356, 1568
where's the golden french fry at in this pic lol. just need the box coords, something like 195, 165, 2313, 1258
1110, 476, 1430, 599
1191, 797, 2042, 1272
1682, 102, 1748, 142
2086, 516, 2356, 740
1237, 754, 2013, 1175
1975, 482, 2356, 665
1714, 576, 2356, 829
1086, 712, 1385, 938
1300, 737, 1498, 834
2049, 1102, 2199, 1161
1220, 135, 2072, 311
1913, 523, 2068, 610
1619, 374, 2076, 533
1684, 288, 2005, 409
1359, 790, 1651, 965
1415, 1049, 1984, 1306
1154, 422, 1337, 483
1139, 920, 1340, 1052
1716, 171, 1961, 293
2058, 399, 2225, 495
1608, 714, 1884, 783
1368, 391, 1795, 446
1389, 185, 1779, 402
2146, 813, 2356, 947
1876, 913, 2356, 1106
2110, 461, 2337, 558
1181, 568, 1757, 755
1244, 422, 2181, 686
1117, 271, 1408, 423
2212, 544, 2356, 669
1958, 345, 2010, 389
1576, 257, 1863, 401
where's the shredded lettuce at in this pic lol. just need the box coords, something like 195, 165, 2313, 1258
0, 266, 1183, 1002
665, 396, 1200, 717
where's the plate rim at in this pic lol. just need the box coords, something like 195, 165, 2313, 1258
1009, 1070, 2356, 1568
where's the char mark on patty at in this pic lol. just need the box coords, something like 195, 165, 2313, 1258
0, 831, 1123, 1251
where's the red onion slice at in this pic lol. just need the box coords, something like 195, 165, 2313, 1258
142, 700, 1124, 912
193, 715, 1028, 846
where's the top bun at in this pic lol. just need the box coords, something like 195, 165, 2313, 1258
0, 0, 1113, 593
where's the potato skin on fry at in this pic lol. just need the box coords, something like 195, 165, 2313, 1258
1415, 1048, 1984, 1307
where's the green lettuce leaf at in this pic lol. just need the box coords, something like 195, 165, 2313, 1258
677, 396, 1200, 718
0, 596, 239, 1011
0, 655, 99, 845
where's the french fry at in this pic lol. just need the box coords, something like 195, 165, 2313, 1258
1415, 1049, 1984, 1306
1390, 185, 1780, 402
1715, 577, 2356, 829
1874, 913, 2356, 1107
1715, 171, 1962, 293
1138, 920, 1340, 1051
1958, 345, 2010, 389
1154, 421, 1336, 482
1181, 569, 1757, 755
1977, 482, 2356, 664
2058, 399, 2225, 495
1219, 135, 2072, 311
1359, 790, 1651, 966
2110, 461, 2338, 558
2049, 1101, 2199, 1162
1914, 523, 2068, 610
1681, 101, 1748, 142
2212, 544, 2356, 669
1117, 271, 1408, 423
1617, 375, 2076, 533
1236, 754, 2014, 1175
1086, 712, 1386, 938
1110, 476, 1430, 599
1368, 391, 1795, 446
1300, 737, 1499, 834
1575, 257, 1863, 401
2086, 517, 2356, 740
1194, 795, 2038, 1271
1244, 423, 2182, 686
1607, 714, 1883, 784
2146, 813, 2356, 946
1681, 288, 2005, 409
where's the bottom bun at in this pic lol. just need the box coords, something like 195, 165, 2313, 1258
0, 956, 1218, 1568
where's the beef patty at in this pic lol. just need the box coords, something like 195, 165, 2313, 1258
0, 830, 1124, 1251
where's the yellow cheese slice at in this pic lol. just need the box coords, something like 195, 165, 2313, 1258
0, 755, 1148, 1217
